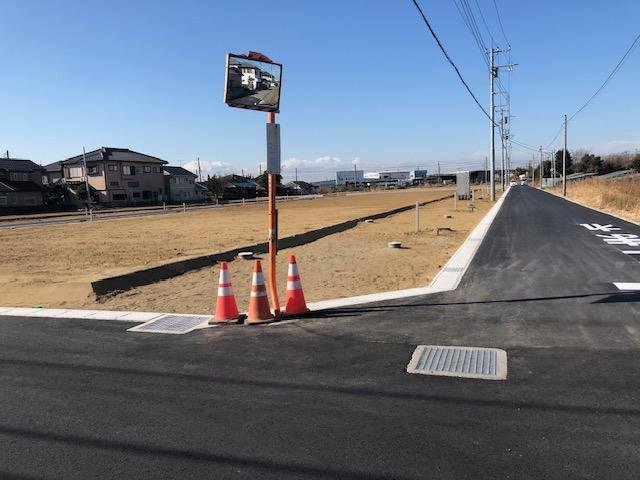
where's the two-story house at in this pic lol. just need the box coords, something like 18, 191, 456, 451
61, 147, 167, 206
0, 158, 47, 208
162, 166, 203, 203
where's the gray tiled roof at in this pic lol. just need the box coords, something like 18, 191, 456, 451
163, 166, 197, 177
62, 147, 167, 165
0, 158, 45, 172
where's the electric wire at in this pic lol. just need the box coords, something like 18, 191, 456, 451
491, 0, 510, 46
410, 0, 497, 126
569, 32, 640, 121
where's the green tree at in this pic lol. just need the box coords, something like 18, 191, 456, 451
554, 149, 573, 175
255, 172, 282, 190
542, 160, 552, 178
206, 174, 225, 197
578, 154, 603, 174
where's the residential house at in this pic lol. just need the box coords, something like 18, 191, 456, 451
163, 166, 204, 203
0, 158, 47, 208
285, 180, 316, 195
220, 175, 261, 200
61, 147, 167, 206
42, 161, 64, 185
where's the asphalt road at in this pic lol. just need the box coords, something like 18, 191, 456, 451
1, 186, 639, 479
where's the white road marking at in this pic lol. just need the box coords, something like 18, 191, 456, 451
613, 282, 640, 291
580, 223, 620, 232
597, 234, 640, 246
622, 250, 640, 255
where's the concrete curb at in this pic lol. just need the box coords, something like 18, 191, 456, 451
0, 306, 168, 322
306, 187, 510, 311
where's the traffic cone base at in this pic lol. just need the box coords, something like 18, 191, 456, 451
212, 262, 239, 324
284, 255, 309, 316
247, 260, 274, 324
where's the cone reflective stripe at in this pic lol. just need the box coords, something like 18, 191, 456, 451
246, 260, 273, 324
284, 255, 308, 315
212, 262, 239, 323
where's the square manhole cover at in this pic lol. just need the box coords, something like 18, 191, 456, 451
407, 345, 507, 380
128, 314, 211, 334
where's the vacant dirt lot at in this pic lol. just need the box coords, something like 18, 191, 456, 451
93, 195, 492, 314
1, 188, 463, 308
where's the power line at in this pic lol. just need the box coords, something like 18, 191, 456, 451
473, 0, 496, 46
491, 0, 510, 46
540, 31, 640, 148
410, 0, 496, 126
569, 32, 640, 121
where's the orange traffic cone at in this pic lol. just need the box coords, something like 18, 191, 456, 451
212, 262, 239, 323
284, 255, 309, 316
246, 260, 274, 324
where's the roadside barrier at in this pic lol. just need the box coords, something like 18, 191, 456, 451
211, 262, 240, 324
284, 255, 308, 315
246, 260, 274, 324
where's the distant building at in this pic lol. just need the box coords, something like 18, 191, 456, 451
42, 161, 64, 185
61, 147, 167, 206
163, 166, 202, 203
220, 175, 261, 200
336, 170, 364, 186
285, 180, 316, 195
0, 158, 47, 208
409, 169, 428, 183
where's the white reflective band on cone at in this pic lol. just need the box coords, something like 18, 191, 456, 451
250, 290, 268, 297
287, 281, 302, 290
252, 272, 265, 285
217, 287, 234, 296
220, 270, 231, 282
288, 264, 299, 276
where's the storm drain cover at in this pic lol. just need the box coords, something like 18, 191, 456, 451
407, 345, 507, 380
128, 314, 211, 334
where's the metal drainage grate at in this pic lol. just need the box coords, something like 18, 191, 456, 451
128, 314, 211, 334
407, 345, 507, 380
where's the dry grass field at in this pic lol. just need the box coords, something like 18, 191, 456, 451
553, 176, 640, 223
0, 187, 477, 309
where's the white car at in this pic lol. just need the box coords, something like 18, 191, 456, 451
510, 181, 517, 186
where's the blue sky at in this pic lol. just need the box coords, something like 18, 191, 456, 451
1, 0, 639, 181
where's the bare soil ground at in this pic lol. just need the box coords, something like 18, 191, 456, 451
93, 195, 491, 314
550, 175, 640, 223
1, 188, 464, 309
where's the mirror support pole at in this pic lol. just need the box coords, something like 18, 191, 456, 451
267, 112, 280, 315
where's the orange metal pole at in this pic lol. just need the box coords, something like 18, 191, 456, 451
267, 112, 280, 315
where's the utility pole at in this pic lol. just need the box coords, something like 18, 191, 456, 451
488, 47, 497, 201
437, 161, 441, 184
500, 132, 506, 190
295, 167, 298, 182
82, 147, 92, 211
484, 156, 488, 186
562, 114, 567, 196
539, 146, 543, 189
197, 157, 202, 182
353, 162, 357, 190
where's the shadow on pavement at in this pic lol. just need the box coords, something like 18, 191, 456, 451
2, 356, 639, 418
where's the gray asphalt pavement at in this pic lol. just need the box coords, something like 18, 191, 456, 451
1, 186, 639, 479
